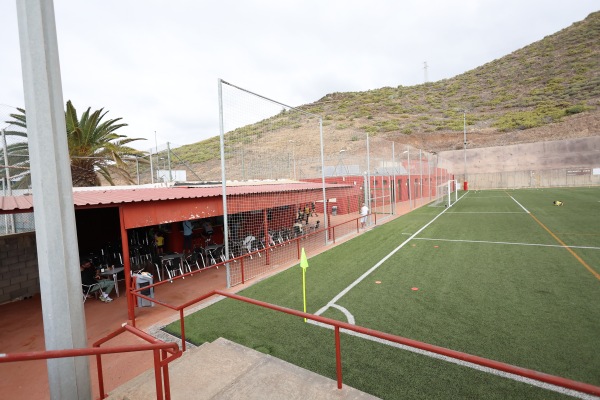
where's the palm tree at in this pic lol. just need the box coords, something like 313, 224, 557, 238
1, 106, 32, 190
5, 101, 147, 187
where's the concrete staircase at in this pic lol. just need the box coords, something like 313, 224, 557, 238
106, 337, 379, 400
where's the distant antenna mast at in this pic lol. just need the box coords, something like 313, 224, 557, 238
424, 61, 428, 83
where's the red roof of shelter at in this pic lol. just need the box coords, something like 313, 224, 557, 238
0, 181, 353, 214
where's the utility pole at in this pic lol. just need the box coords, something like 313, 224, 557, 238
1, 129, 15, 233
167, 141, 172, 182
149, 148, 154, 184
463, 110, 467, 189
424, 61, 428, 83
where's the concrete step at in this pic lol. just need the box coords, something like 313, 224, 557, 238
106, 337, 380, 400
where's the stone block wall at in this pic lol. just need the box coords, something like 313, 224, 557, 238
0, 232, 39, 304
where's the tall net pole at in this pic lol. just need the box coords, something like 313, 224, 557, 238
218, 79, 329, 286
218, 79, 231, 287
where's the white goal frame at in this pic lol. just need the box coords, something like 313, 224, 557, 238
432, 179, 458, 208
445, 180, 459, 207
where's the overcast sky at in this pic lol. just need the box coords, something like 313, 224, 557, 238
1, 1, 598, 151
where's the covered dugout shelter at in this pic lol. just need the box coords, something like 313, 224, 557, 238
0, 180, 358, 321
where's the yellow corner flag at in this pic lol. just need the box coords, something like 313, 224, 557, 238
300, 248, 308, 322
300, 247, 309, 270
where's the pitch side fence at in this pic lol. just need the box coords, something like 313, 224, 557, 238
216, 80, 453, 286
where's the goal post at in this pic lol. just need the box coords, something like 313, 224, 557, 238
431, 179, 458, 208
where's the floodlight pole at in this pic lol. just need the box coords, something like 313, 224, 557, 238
289, 140, 296, 180
149, 148, 154, 184
463, 110, 467, 185
392, 143, 396, 215
1, 129, 15, 233
407, 146, 412, 210
167, 142, 172, 182
319, 117, 329, 243
427, 152, 431, 200
218, 79, 231, 288
419, 149, 423, 203
366, 133, 371, 225
135, 156, 140, 185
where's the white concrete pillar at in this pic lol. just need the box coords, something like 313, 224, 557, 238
16, 1, 91, 398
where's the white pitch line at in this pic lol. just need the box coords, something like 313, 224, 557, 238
307, 321, 598, 400
314, 191, 467, 317
412, 237, 600, 251
329, 304, 355, 325
446, 212, 524, 214
467, 196, 513, 199
508, 195, 531, 213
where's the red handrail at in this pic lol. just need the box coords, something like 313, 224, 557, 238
130, 288, 600, 397
213, 290, 600, 396
0, 324, 181, 400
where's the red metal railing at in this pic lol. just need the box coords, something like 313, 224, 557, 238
0, 324, 181, 400
130, 288, 600, 397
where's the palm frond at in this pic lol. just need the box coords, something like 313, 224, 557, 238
10, 100, 146, 187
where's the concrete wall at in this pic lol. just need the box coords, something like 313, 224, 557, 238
0, 232, 39, 304
439, 136, 600, 175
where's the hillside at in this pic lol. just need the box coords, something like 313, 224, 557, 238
142, 11, 599, 181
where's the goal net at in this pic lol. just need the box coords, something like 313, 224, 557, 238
431, 180, 458, 208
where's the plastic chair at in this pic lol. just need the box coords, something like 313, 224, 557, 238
185, 252, 205, 274
205, 245, 222, 268
153, 262, 163, 282
165, 257, 184, 282
82, 283, 101, 303
243, 236, 261, 258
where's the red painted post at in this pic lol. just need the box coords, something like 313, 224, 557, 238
241, 256, 245, 284
264, 209, 271, 265
335, 326, 343, 389
153, 349, 165, 400
296, 238, 301, 259
162, 349, 172, 400
96, 352, 106, 399
179, 309, 186, 352
119, 207, 136, 323
332, 226, 336, 244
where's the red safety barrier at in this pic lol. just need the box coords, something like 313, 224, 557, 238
130, 287, 600, 397
0, 324, 181, 400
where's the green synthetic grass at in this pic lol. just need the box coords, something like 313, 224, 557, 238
165, 187, 600, 399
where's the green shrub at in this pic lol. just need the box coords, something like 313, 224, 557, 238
565, 104, 587, 115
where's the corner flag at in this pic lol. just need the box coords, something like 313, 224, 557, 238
300, 248, 309, 270
301, 248, 308, 322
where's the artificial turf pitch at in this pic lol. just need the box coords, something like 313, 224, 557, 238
165, 187, 600, 399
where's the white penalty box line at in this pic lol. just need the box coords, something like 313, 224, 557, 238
448, 193, 530, 214
411, 237, 600, 251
